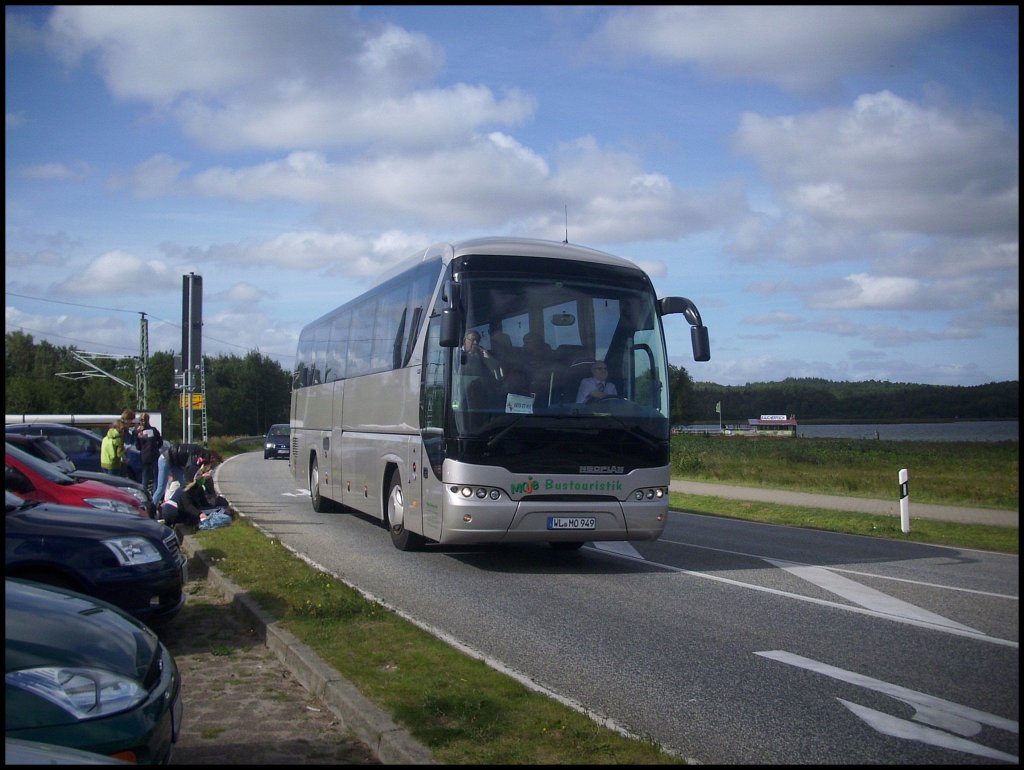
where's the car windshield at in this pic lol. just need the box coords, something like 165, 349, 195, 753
5, 442, 75, 484
268, 425, 289, 437
9, 437, 67, 466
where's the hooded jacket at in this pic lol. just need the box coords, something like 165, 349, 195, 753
100, 426, 125, 470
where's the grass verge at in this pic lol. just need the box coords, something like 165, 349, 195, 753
669, 493, 1018, 554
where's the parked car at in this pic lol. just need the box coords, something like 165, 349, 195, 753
5, 737, 131, 764
5, 576, 182, 763
6, 422, 143, 480
5, 432, 156, 516
5, 489, 186, 625
263, 423, 290, 459
5, 442, 148, 517
4, 431, 77, 473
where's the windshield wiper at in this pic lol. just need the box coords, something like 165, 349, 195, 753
484, 416, 526, 449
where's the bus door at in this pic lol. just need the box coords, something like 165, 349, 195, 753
418, 311, 447, 541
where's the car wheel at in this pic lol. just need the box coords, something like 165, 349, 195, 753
386, 474, 424, 551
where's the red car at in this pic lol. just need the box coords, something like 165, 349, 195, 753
5, 442, 149, 517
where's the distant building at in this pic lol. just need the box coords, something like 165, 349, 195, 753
723, 414, 797, 437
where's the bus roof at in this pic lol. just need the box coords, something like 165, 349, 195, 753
303, 238, 647, 334
373, 237, 642, 288
445, 237, 639, 268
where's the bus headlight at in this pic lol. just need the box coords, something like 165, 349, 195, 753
451, 485, 503, 501
633, 487, 667, 501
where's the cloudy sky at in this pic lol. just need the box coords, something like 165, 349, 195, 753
5, 6, 1018, 387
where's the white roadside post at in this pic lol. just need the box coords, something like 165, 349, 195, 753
899, 468, 910, 533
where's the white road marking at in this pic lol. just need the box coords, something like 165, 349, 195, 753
591, 541, 644, 557
590, 546, 1017, 647
764, 558, 980, 633
758, 650, 1018, 763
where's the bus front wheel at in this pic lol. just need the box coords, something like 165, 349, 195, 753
309, 456, 329, 512
387, 475, 424, 551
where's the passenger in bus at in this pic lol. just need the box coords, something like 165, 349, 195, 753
576, 361, 618, 403
461, 331, 501, 378
488, 329, 513, 364
522, 331, 553, 364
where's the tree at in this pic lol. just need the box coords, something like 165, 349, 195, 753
668, 364, 698, 424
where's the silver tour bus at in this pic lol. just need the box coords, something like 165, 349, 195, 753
290, 237, 710, 551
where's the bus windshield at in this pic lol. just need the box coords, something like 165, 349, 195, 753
442, 256, 671, 468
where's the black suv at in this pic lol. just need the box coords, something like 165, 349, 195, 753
5, 490, 187, 626
264, 423, 290, 459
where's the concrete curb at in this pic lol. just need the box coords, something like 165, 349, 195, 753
182, 536, 435, 765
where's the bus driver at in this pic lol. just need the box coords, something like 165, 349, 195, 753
576, 361, 618, 403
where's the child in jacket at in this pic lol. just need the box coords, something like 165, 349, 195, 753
100, 421, 126, 475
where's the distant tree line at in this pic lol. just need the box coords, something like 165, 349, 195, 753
5, 331, 291, 440
687, 377, 1019, 423
5, 333, 1017, 436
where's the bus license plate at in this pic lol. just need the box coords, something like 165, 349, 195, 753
547, 516, 596, 530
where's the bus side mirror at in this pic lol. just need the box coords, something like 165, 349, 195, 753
660, 296, 711, 362
439, 308, 460, 348
691, 325, 710, 362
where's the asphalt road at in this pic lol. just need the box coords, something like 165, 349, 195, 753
212, 454, 1019, 764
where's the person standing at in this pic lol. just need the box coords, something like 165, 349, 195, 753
120, 409, 138, 448
135, 412, 163, 494
100, 420, 126, 476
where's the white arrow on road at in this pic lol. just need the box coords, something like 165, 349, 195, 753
758, 649, 1018, 763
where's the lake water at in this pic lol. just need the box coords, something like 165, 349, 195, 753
797, 421, 1018, 442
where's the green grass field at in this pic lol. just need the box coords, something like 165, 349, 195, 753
670, 434, 1018, 510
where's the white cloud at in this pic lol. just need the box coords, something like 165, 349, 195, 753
44, 6, 531, 152
204, 230, 393, 274
733, 91, 1018, 238
52, 250, 178, 297
808, 273, 922, 310
20, 161, 93, 181
589, 6, 965, 93
110, 154, 190, 199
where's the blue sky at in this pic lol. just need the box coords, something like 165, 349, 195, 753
5, 6, 1018, 387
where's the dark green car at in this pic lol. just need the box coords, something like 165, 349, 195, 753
5, 577, 183, 763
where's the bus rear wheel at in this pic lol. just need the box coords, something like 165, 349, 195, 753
387, 475, 424, 551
